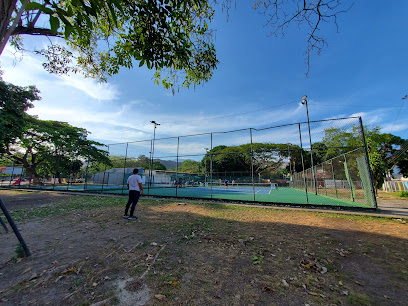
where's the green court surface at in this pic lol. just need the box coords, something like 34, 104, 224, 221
9, 184, 372, 208
141, 186, 371, 208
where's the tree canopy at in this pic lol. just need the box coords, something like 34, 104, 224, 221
201, 143, 299, 178
1, 0, 218, 91
5, 116, 109, 182
1, 0, 360, 88
0, 75, 40, 153
319, 125, 407, 190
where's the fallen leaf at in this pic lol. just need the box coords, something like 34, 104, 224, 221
21, 267, 32, 275
172, 280, 178, 285
92, 282, 98, 287
354, 280, 364, 286
16, 258, 22, 263
154, 294, 166, 300
61, 267, 75, 274
262, 286, 273, 292
339, 281, 343, 286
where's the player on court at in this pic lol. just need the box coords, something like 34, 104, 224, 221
124, 168, 144, 221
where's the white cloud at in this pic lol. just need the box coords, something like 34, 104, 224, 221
2, 45, 119, 101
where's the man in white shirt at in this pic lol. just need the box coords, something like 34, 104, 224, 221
124, 168, 144, 221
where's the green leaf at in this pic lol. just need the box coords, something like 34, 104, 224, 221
49, 16, 60, 34
64, 23, 74, 39
139, 60, 145, 67
26, 2, 53, 14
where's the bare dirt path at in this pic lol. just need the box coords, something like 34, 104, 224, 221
0, 190, 407, 305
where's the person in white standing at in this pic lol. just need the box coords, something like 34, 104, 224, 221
123, 168, 144, 221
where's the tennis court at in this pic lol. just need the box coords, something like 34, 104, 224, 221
16, 182, 370, 208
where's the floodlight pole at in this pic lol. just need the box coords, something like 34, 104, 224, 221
287, 143, 292, 174
150, 121, 160, 187
301, 95, 317, 195
204, 148, 209, 184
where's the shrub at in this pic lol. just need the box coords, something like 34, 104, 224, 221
399, 191, 408, 198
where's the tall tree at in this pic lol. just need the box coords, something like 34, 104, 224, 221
5, 116, 109, 183
321, 125, 407, 190
0, 75, 40, 153
201, 143, 301, 177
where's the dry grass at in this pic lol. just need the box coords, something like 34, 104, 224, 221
0, 191, 407, 305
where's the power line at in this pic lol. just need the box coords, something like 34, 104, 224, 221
308, 103, 403, 108
159, 100, 299, 125
389, 95, 407, 133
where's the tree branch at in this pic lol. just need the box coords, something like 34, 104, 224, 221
11, 25, 61, 37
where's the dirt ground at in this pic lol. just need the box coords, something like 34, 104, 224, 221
0, 190, 408, 305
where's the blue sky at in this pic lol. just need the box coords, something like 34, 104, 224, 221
1, 1, 407, 160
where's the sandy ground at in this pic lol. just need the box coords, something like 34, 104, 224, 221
0, 190, 407, 305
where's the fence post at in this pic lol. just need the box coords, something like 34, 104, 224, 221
176, 137, 179, 198
121, 143, 129, 194
323, 163, 327, 196
148, 139, 152, 193
84, 153, 90, 191
101, 145, 109, 193
0, 197, 31, 256
343, 154, 355, 202
9, 162, 15, 186
359, 117, 378, 209
330, 160, 338, 199
250, 128, 255, 201
210, 133, 213, 199
298, 124, 309, 204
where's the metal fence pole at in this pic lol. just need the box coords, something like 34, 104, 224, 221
121, 143, 129, 194
84, 152, 90, 191
55, 149, 61, 190
343, 154, 355, 202
148, 139, 153, 193
210, 133, 213, 199
176, 137, 179, 198
250, 128, 255, 201
0, 197, 31, 256
298, 124, 309, 204
101, 145, 109, 193
9, 162, 14, 186
359, 117, 378, 209
51, 152, 56, 190
330, 160, 338, 199
323, 163, 327, 196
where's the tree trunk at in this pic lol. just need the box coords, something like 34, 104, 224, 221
0, 0, 26, 55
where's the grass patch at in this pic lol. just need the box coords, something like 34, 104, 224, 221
347, 293, 372, 305
8, 196, 172, 221
399, 191, 408, 198
14, 243, 25, 258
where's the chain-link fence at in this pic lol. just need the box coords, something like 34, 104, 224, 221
1, 116, 376, 208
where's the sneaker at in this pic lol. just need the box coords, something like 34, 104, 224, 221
123, 215, 129, 219
127, 216, 138, 221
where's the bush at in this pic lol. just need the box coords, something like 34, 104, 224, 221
399, 191, 408, 198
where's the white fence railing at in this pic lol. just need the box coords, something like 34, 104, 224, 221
382, 180, 408, 192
